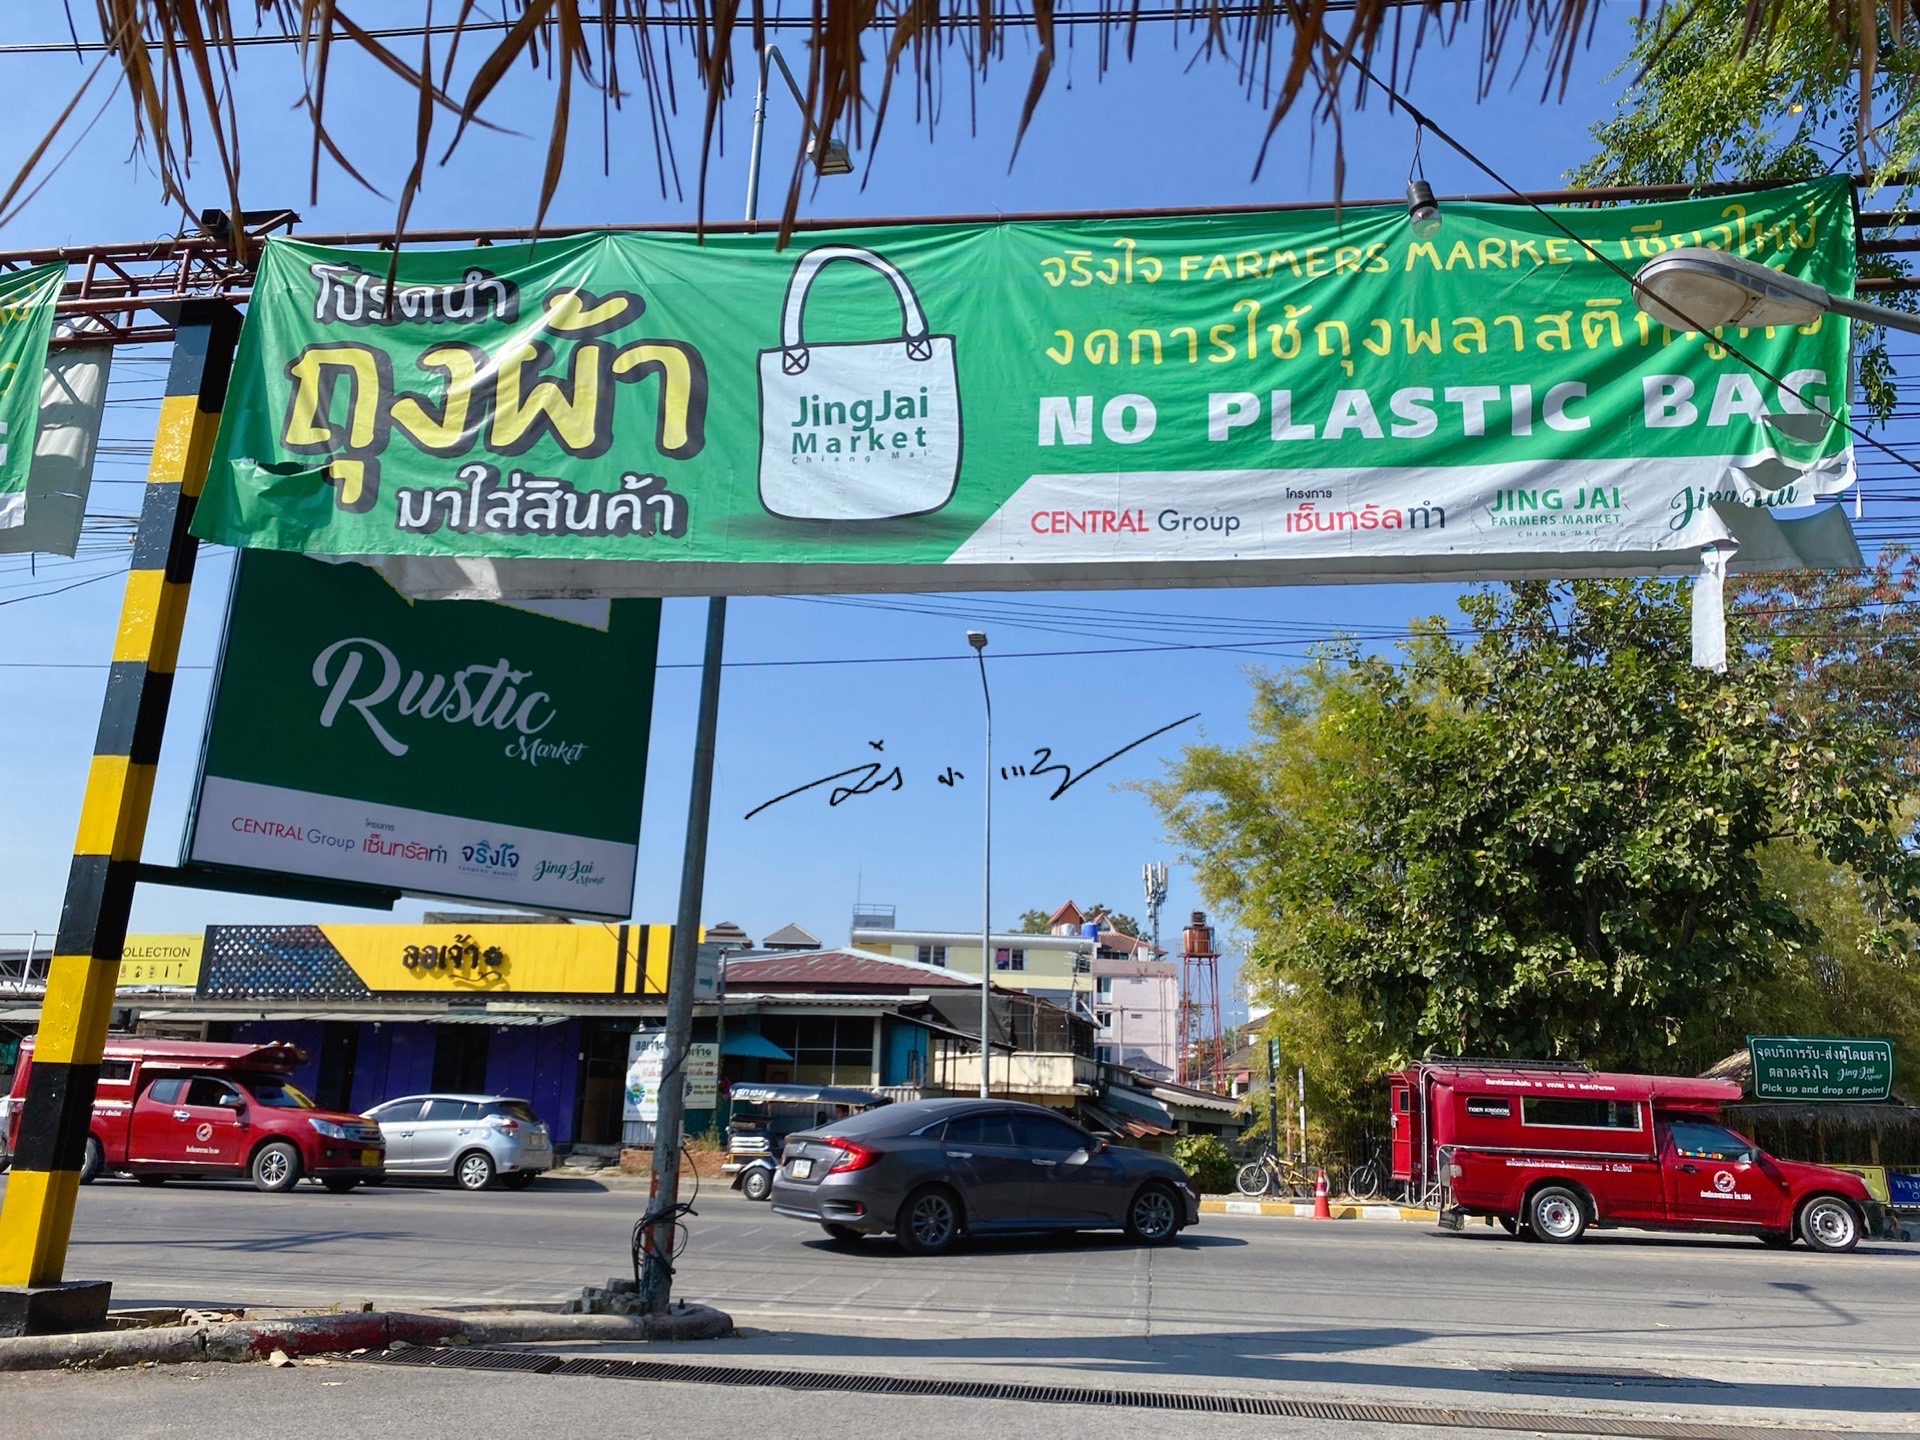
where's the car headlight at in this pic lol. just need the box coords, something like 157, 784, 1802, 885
309, 1118, 350, 1140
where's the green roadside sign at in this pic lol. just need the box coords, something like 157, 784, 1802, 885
1747, 1036, 1894, 1102
184, 550, 660, 918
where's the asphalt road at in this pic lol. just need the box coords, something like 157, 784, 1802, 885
4, 1171, 1917, 1434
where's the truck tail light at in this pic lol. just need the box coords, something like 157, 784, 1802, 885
822, 1137, 881, 1173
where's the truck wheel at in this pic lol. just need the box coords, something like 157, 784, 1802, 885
741, 1167, 773, 1202
1528, 1185, 1588, 1243
1799, 1196, 1860, 1253
79, 1135, 104, 1185
251, 1141, 303, 1193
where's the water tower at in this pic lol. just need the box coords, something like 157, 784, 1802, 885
1178, 910, 1225, 1091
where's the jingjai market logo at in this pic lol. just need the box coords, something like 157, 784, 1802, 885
757, 245, 962, 522
312, 637, 589, 767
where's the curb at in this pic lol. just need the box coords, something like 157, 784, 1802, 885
1202, 1197, 1439, 1222
0, 1304, 733, 1373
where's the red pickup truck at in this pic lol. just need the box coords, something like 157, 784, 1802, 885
5, 1036, 385, 1193
1391, 1060, 1885, 1252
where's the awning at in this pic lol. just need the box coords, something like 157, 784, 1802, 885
1083, 1102, 1175, 1140
1105, 1085, 1177, 1131
438, 1011, 569, 1027
721, 1032, 793, 1060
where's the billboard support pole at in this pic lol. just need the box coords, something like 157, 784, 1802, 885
0, 302, 239, 1309
638, 596, 726, 1315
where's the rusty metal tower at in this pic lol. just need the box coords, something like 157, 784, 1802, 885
1177, 910, 1225, 1091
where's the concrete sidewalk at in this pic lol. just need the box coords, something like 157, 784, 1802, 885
1201, 1196, 1439, 1222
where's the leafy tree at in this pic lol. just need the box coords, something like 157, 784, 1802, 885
1146, 580, 1920, 1073
1570, 0, 1919, 421
1013, 909, 1054, 935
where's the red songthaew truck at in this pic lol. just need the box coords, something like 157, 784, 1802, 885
1390, 1059, 1883, 1252
5, 1036, 385, 1193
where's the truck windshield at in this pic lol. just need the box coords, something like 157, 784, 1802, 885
243, 1078, 316, 1109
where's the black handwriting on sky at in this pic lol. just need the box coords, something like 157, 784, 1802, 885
742, 713, 1200, 820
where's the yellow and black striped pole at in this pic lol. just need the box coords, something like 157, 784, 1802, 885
0, 302, 238, 1297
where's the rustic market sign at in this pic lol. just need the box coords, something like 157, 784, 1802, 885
1747, 1036, 1895, 1102
192, 180, 1860, 597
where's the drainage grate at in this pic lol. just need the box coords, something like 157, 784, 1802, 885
379, 1347, 562, 1375
365, 1348, 1895, 1440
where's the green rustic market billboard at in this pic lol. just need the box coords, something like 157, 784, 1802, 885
1748, 1036, 1895, 1102
192, 180, 1859, 595
185, 550, 660, 918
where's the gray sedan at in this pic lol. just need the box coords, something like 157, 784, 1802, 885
769, 1098, 1199, 1253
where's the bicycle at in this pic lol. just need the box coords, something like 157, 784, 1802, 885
1234, 1149, 1317, 1198
1345, 1137, 1388, 1201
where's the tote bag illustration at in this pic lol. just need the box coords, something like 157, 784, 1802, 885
758, 245, 962, 522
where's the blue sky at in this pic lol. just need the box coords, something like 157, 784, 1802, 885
0, 11, 1654, 1017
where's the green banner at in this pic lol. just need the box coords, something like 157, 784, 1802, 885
1748, 1036, 1895, 1102
185, 550, 660, 918
193, 181, 1858, 594
0, 263, 65, 531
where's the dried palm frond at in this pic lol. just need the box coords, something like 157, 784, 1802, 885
24, 2, 1920, 250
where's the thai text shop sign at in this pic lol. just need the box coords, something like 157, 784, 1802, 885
185, 551, 659, 917
190, 180, 1858, 596
197, 922, 676, 999
1748, 1037, 1895, 1102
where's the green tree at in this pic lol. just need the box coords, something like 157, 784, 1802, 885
1570, 0, 1919, 421
1013, 909, 1053, 935
1146, 581, 1920, 1073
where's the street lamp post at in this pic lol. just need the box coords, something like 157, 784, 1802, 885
967, 630, 991, 1099
638, 46, 852, 1317
1632, 246, 1920, 337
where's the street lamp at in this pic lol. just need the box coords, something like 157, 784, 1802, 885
746, 45, 856, 229
1632, 246, 1920, 336
967, 629, 991, 1099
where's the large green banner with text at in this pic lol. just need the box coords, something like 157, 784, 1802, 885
193, 181, 1859, 595
0, 263, 65, 531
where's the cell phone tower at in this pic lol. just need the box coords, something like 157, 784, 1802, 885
1178, 910, 1226, 1091
1141, 861, 1168, 961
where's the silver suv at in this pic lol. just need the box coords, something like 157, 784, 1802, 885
363, 1094, 553, 1191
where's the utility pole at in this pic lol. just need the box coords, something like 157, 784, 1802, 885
0, 302, 238, 1332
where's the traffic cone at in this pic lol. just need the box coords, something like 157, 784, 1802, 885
1312, 1168, 1332, 1220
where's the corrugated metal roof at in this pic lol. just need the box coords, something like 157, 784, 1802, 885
723, 948, 975, 991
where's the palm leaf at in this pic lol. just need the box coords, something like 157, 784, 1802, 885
25, 3, 1920, 249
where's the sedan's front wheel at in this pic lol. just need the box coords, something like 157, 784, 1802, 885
897, 1186, 963, 1255
1125, 1183, 1183, 1244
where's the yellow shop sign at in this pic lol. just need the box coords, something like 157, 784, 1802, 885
117, 933, 204, 990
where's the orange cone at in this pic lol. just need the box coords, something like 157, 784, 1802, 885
1312, 1168, 1332, 1220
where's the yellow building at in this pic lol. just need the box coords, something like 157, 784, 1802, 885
849, 925, 1094, 1014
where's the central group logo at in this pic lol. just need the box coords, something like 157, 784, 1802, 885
195, 1123, 213, 1142
1714, 1170, 1737, 1193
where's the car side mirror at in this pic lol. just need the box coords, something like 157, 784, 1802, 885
219, 1094, 245, 1111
